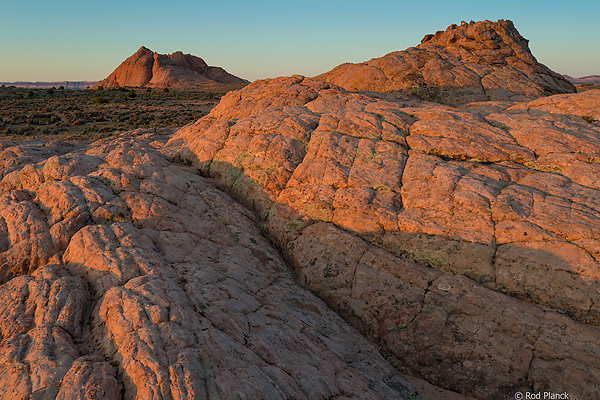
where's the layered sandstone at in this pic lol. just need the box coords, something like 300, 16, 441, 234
316, 20, 576, 105
93, 47, 247, 89
169, 75, 600, 399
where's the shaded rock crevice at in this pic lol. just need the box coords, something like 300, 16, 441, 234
0, 265, 122, 400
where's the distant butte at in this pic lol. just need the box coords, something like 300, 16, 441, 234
93, 46, 248, 89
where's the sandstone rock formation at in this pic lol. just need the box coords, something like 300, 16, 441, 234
2, 21, 599, 400
169, 75, 600, 399
93, 47, 247, 89
0, 129, 428, 400
316, 20, 576, 105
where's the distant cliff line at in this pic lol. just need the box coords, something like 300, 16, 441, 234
564, 75, 600, 85
0, 81, 98, 90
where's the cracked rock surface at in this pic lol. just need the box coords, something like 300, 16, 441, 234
0, 130, 422, 400
316, 20, 575, 105
169, 74, 600, 399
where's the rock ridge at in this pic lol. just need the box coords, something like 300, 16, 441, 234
565, 75, 600, 85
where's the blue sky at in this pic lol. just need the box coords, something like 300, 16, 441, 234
1, 0, 598, 82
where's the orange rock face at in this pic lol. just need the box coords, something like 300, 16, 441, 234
169, 75, 600, 398
94, 46, 247, 89
316, 20, 576, 105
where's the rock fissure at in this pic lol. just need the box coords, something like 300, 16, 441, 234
412, 279, 435, 325
489, 244, 499, 284
523, 323, 543, 385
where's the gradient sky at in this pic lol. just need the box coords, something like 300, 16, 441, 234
1, 0, 598, 82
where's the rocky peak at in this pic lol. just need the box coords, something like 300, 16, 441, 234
316, 20, 575, 105
130, 46, 155, 64
420, 19, 521, 45
418, 19, 535, 65
94, 47, 247, 89
135, 46, 153, 55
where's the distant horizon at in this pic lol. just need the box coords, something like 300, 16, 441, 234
2, 71, 600, 87
1, 80, 99, 84
1, 0, 599, 83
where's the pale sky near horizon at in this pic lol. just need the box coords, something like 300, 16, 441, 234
1, 0, 598, 82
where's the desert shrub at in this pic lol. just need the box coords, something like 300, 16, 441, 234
146, 87, 152, 92
93, 93, 107, 104
127, 91, 137, 99
97, 86, 104, 91
163, 88, 169, 92
46, 88, 55, 95
284, 220, 302, 232
16, 92, 24, 99
58, 86, 65, 90
28, 90, 34, 97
